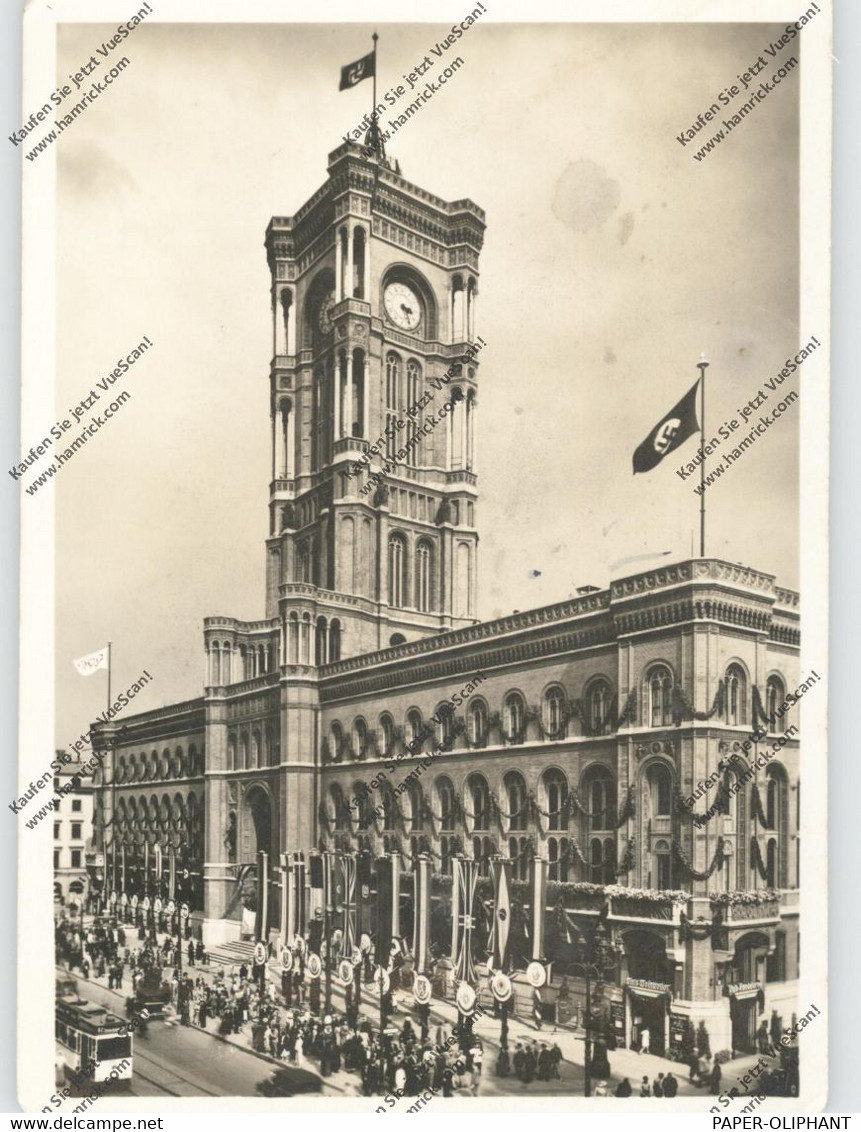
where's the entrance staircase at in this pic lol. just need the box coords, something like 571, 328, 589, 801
206, 939, 259, 968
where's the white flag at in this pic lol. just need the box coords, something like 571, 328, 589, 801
73, 646, 109, 676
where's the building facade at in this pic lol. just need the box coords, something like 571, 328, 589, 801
53, 756, 95, 915
91, 140, 801, 1057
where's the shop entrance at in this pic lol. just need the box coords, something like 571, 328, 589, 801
731, 996, 758, 1054
631, 993, 667, 1056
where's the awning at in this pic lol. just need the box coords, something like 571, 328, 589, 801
726, 982, 762, 1001
626, 980, 672, 1000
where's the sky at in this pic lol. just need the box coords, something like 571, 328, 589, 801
54, 19, 799, 743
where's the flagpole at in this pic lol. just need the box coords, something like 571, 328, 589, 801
107, 640, 112, 711
371, 31, 379, 154
697, 358, 709, 557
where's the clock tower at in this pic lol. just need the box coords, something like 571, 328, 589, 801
264, 141, 485, 664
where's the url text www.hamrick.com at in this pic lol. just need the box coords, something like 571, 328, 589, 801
676, 4, 821, 163
9, 336, 153, 496
9, 3, 155, 162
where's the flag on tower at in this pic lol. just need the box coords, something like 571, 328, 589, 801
632, 381, 700, 473
73, 645, 109, 675
339, 50, 375, 90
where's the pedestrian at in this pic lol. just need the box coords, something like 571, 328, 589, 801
550, 1041, 562, 1079
537, 1043, 551, 1082
640, 1027, 650, 1055
187, 940, 195, 966
614, 1077, 632, 1097
663, 1072, 678, 1098
770, 1009, 782, 1054
639, 1076, 651, 1097
496, 1046, 510, 1077
472, 1040, 483, 1077
594, 1079, 609, 1097
653, 1073, 664, 1097
709, 1061, 722, 1095
757, 1020, 771, 1056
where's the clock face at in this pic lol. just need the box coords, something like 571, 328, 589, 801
384, 282, 422, 331
318, 291, 335, 333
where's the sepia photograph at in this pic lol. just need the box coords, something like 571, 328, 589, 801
14, 0, 831, 1114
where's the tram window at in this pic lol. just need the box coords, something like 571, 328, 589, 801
80, 1035, 92, 1060
98, 1035, 132, 1060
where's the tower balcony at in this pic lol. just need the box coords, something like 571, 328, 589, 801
333, 436, 371, 460
331, 297, 371, 321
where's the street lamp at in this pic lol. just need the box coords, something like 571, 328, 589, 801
569, 922, 621, 1098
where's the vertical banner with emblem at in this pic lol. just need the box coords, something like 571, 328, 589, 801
412, 854, 431, 975
356, 851, 374, 940
255, 850, 269, 941
121, 844, 126, 893
168, 847, 176, 900
530, 855, 548, 961
374, 854, 394, 967
451, 855, 479, 984
489, 856, 512, 970
390, 851, 400, 940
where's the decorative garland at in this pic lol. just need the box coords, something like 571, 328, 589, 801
613, 838, 635, 878
615, 785, 636, 827
750, 837, 769, 880
672, 836, 726, 880
750, 783, 768, 827
752, 685, 775, 730
617, 689, 638, 727
671, 680, 725, 726
679, 911, 713, 942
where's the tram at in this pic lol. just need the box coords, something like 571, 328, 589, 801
56, 990, 133, 1091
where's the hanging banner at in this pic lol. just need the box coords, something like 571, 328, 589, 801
412, 853, 431, 976
255, 849, 269, 942
488, 856, 512, 970
530, 855, 548, 961
374, 855, 394, 968
451, 855, 479, 985
340, 851, 357, 955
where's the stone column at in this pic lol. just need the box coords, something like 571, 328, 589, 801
362, 355, 370, 439
335, 231, 343, 302
346, 224, 354, 299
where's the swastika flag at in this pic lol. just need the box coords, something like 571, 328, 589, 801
339, 51, 375, 91
632, 381, 700, 474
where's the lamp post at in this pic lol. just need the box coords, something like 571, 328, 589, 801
569, 922, 621, 1097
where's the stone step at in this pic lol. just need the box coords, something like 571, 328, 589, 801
207, 940, 259, 967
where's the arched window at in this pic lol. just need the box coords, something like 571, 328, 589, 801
388, 533, 407, 607
297, 541, 311, 584
406, 360, 421, 466
582, 766, 617, 832
503, 771, 528, 832
381, 785, 396, 832
434, 703, 454, 748
407, 781, 424, 832
385, 353, 401, 459
504, 692, 525, 743
543, 687, 566, 738
542, 768, 569, 831
766, 675, 784, 730
647, 665, 673, 727
589, 679, 613, 736
472, 835, 493, 878
725, 664, 747, 726
379, 714, 395, 758
590, 837, 617, 884
330, 722, 343, 763
468, 699, 488, 747
329, 619, 341, 663
406, 709, 423, 751
548, 836, 570, 882
509, 836, 529, 881
466, 774, 491, 832
436, 777, 455, 832
329, 784, 347, 830
765, 838, 778, 887
653, 838, 672, 890
353, 718, 368, 760
415, 540, 433, 612
647, 763, 672, 817
764, 765, 789, 885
